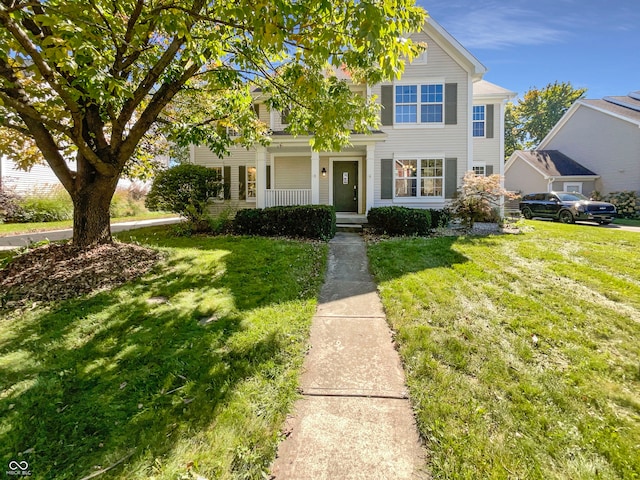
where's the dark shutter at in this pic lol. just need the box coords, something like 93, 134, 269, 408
266, 165, 271, 189
253, 103, 260, 117
486, 165, 494, 176
445, 157, 458, 199
381, 158, 393, 199
486, 104, 494, 138
445, 83, 457, 125
223, 166, 231, 200
381, 85, 393, 126
239, 166, 246, 200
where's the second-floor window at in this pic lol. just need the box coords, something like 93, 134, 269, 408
395, 84, 443, 124
473, 105, 485, 137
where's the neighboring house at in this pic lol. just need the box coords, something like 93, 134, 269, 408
0, 154, 170, 194
191, 18, 516, 215
506, 91, 640, 197
1, 156, 64, 193
504, 150, 599, 197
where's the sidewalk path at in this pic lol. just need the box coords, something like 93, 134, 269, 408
271, 232, 429, 479
0, 217, 181, 250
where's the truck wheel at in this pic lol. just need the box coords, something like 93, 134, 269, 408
521, 207, 533, 219
559, 210, 574, 224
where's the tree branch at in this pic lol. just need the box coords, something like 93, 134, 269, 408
0, 3, 82, 119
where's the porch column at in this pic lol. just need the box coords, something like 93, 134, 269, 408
366, 144, 375, 213
311, 151, 320, 204
256, 146, 267, 208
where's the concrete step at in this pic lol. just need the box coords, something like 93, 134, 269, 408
336, 224, 363, 233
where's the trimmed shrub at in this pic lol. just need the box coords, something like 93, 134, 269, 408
234, 205, 336, 240
146, 164, 223, 222
426, 208, 451, 229
367, 206, 431, 236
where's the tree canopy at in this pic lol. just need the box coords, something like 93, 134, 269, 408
0, 0, 426, 245
504, 81, 587, 160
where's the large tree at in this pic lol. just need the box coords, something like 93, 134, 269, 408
0, 0, 426, 246
505, 81, 587, 160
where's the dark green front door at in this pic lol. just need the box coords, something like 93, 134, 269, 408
333, 161, 358, 212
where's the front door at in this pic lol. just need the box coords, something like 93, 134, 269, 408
333, 161, 358, 212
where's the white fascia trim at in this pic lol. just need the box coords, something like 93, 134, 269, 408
552, 175, 600, 181
393, 152, 446, 160
468, 73, 474, 171
473, 93, 518, 103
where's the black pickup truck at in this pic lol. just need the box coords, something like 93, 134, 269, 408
519, 192, 616, 224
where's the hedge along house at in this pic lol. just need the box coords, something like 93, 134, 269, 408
190, 18, 515, 216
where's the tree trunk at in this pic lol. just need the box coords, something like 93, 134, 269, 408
71, 176, 119, 247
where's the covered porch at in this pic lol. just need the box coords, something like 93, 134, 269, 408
255, 136, 382, 214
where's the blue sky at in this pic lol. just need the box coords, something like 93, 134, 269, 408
418, 0, 640, 100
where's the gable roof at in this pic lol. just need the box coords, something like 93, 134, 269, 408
506, 150, 598, 178
539, 91, 640, 148
422, 18, 487, 80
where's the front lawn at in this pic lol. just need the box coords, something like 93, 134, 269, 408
0, 229, 326, 479
368, 221, 640, 479
0, 212, 178, 236
613, 217, 640, 227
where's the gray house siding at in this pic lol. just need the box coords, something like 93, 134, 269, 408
543, 106, 640, 194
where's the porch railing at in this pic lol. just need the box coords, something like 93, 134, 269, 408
265, 189, 312, 207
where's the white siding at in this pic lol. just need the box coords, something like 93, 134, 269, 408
319, 156, 330, 205
1, 156, 66, 193
274, 156, 311, 189
373, 28, 470, 209
544, 106, 640, 194
473, 103, 501, 174
192, 145, 258, 212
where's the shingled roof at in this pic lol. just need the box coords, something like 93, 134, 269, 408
516, 150, 597, 177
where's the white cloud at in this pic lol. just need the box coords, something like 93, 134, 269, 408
427, 2, 567, 49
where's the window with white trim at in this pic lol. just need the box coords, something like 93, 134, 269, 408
394, 158, 443, 198
209, 166, 225, 200
395, 84, 443, 124
564, 182, 582, 193
473, 105, 485, 137
472, 163, 486, 176
246, 166, 257, 201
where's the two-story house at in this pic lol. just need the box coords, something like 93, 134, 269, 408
190, 18, 515, 217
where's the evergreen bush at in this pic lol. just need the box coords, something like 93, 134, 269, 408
366, 206, 431, 236
234, 205, 336, 240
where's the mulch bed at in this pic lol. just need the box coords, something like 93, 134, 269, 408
0, 242, 162, 312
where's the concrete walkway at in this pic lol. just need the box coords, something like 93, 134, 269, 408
271, 232, 428, 479
0, 217, 182, 249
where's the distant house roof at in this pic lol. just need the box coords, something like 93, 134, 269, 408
580, 93, 640, 125
512, 150, 597, 177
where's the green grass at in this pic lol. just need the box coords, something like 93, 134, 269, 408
0, 228, 327, 479
368, 221, 640, 479
0, 212, 178, 236
613, 217, 640, 227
